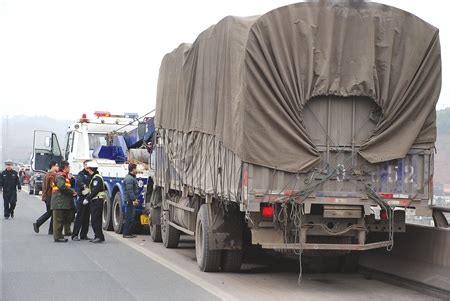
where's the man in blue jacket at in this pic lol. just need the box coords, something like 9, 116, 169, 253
123, 163, 139, 238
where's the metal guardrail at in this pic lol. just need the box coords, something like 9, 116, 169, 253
359, 224, 450, 299
359, 266, 450, 300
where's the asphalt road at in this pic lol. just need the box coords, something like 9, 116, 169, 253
1, 190, 437, 301
1, 190, 217, 301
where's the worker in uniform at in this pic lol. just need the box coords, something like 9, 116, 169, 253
72, 160, 92, 241
51, 160, 77, 242
33, 161, 58, 234
85, 161, 105, 243
123, 163, 139, 238
0, 160, 21, 219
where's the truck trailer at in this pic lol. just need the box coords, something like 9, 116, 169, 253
148, 1, 441, 272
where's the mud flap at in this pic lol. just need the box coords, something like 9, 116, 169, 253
207, 203, 243, 250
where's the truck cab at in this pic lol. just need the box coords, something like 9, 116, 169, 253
31, 111, 155, 234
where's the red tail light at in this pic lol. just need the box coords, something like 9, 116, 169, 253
381, 193, 394, 199
261, 204, 274, 219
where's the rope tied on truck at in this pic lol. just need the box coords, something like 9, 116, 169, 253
302, 223, 367, 236
295, 105, 396, 251
257, 100, 398, 282
365, 184, 395, 251
279, 164, 344, 283
263, 145, 396, 283
281, 152, 395, 251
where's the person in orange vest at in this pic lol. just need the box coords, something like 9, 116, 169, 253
50, 160, 77, 242
33, 161, 58, 234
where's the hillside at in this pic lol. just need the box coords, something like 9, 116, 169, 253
435, 134, 450, 185
1, 116, 70, 164
435, 108, 450, 186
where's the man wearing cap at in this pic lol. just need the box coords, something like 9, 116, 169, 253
85, 161, 105, 243
71, 160, 92, 241
51, 160, 77, 242
0, 160, 21, 219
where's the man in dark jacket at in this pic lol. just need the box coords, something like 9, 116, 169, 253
123, 163, 139, 238
51, 160, 77, 242
1, 160, 21, 219
33, 161, 58, 234
85, 161, 105, 243
72, 160, 92, 241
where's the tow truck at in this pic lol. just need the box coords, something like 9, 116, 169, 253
31, 111, 155, 234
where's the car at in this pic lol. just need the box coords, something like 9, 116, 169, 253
29, 172, 44, 195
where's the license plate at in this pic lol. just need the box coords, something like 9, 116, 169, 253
140, 214, 149, 225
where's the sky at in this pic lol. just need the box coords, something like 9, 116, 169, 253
0, 0, 449, 121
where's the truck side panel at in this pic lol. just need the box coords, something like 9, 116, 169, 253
154, 129, 242, 201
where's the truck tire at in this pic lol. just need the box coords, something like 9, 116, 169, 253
221, 250, 243, 272
149, 207, 162, 242
29, 187, 34, 195
102, 195, 113, 231
112, 193, 124, 234
34, 186, 39, 195
161, 210, 180, 248
195, 204, 222, 272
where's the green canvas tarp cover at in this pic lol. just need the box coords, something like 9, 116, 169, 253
155, 1, 441, 173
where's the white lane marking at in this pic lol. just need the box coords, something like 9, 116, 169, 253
106, 232, 237, 301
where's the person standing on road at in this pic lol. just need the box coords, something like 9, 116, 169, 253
19, 168, 25, 185
0, 160, 21, 219
51, 160, 77, 242
123, 163, 139, 238
72, 160, 92, 241
85, 161, 105, 243
33, 161, 58, 234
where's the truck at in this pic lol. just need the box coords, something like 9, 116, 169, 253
148, 2, 442, 272
31, 111, 155, 234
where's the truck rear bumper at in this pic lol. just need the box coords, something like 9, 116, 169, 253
258, 240, 392, 251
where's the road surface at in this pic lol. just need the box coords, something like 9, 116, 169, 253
1, 190, 437, 300
1, 190, 217, 301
